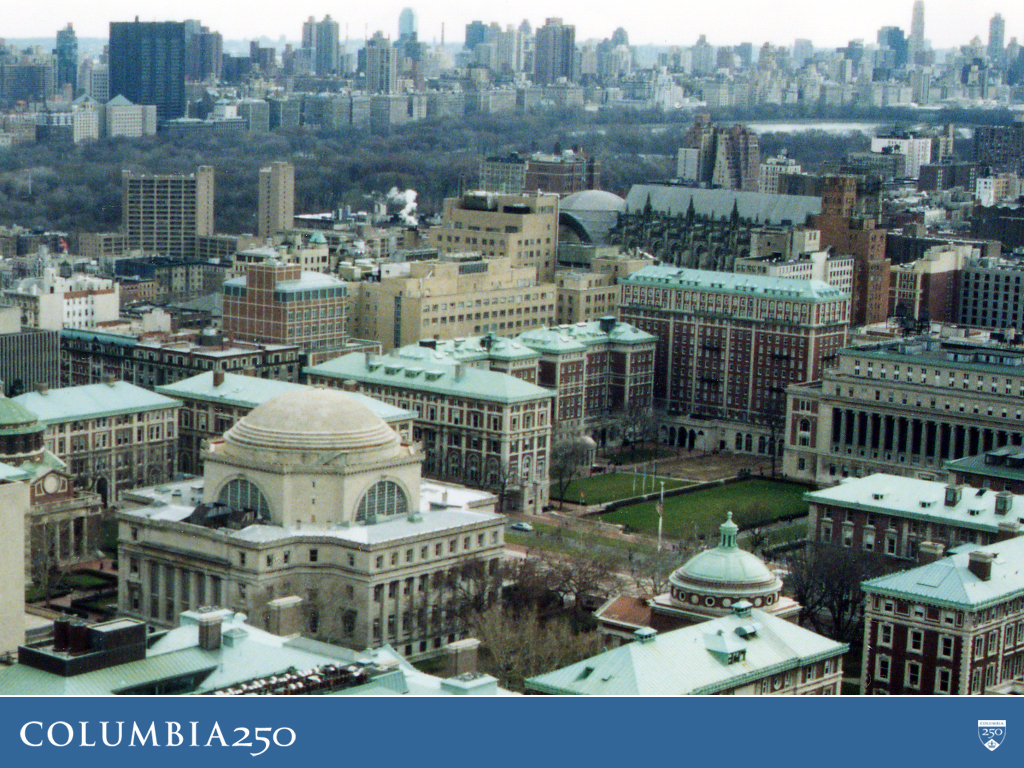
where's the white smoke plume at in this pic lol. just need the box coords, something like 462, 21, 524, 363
386, 187, 418, 226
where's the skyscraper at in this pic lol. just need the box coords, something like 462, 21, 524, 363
109, 20, 186, 124
534, 18, 577, 84
909, 0, 925, 64
399, 8, 417, 42
989, 13, 1006, 61
54, 24, 78, 94
258, 161, 295, 240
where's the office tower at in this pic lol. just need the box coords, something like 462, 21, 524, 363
54, 24, 78, 93
399, 8, 417, 41
365, 32, 398, 94
121, 166, 214, 259
314, 15, 340, 75
465, 21, 487, 50
989, 14, 1006, 61
109, 20, 186, 123
534, 17, 576, 84
257, 161, 295, 240
909, 0, 925, 64
877, 26, 908, 69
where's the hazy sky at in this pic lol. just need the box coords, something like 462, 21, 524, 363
2, 0, 1017, 49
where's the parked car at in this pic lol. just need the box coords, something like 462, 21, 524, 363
509, 521, 534, 532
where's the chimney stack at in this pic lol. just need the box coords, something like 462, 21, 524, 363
444, 638, 481, 677
196, 610, 223, 650
995, 520, 1021, 543
917, 540, 946, 565
968, 550, 994, 582
266, 596, 303, 637
212, 370, 225, 387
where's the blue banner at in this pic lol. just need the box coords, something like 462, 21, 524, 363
0, 695, 1020, 767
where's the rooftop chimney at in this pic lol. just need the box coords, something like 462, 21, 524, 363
196, 610, 223, 650
995, 491, 1013, 516
444, 637, 481, 677
995, 520, 1021, 543
266, 596, 303, 637
212, 370, 225, 387
917, 540, 946, 565
968, 550, 994, 582
944, 484, 962, 507
36, 382, 49, 395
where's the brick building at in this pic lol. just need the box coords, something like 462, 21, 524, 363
619, 265, 849, 455
14, 381, 181, 502
861, 535, 1024, 694
61, 327, 302, 388
805, 474, 1022, 563
222, 262, 348, 365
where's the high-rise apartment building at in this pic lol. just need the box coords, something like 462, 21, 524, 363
314, 15, 340, 75
678, 118, 760, 192
365, 33, 398, 94
54, 24, 78, 94
429, 192, 560, 281
183, 20, 223, 81
257, 161, 295, 240
109, 20, 186, 124
534, 18, 576, 84
121, 166, 214, 259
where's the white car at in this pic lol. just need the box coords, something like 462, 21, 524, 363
509, 521, 534, 532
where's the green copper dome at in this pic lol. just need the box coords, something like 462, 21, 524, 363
671, 512, 779, 592
0, 396, 43, 436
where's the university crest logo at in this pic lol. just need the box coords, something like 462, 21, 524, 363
978, 720, 1006, 752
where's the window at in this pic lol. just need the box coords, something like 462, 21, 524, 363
909, 630, 923, 653
974, 636, 985, 659
355, 481, 409, 522
905, 661, 921, 690
879, 623, 893, 647
935, 668, 951, 694
218, 479, 270, 518
239, 552, 247, 567
875, 655, 891, 682
309, 549, 319, 563
939, 635, 954, 659
376, 555, 384, 569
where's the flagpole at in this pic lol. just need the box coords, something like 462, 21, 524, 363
658, 480, 665, 552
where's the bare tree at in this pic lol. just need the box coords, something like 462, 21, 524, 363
785, 542, 893, 642
29, 521, 66, 607
549, 439, 591, 509
472, 604, 603, 692
616, 401, 658, 461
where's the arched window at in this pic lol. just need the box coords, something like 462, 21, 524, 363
218, 478, 270, 519
356, 481, 409, 523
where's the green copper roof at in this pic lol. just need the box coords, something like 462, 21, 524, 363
622, 265, 846, 302
306, 353, 554, 405
525, 608, 847, 695
0, 396, 43, 435
0, 461, 33, 482
14, 382, 181, 424
862, 536, 1024, 610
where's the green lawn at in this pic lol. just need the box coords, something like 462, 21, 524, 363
599, 479, 809, 540
551, 473, 691, 505
506, 522, 657, 555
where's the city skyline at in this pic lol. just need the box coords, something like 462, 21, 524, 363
0, 1, 1018, 51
